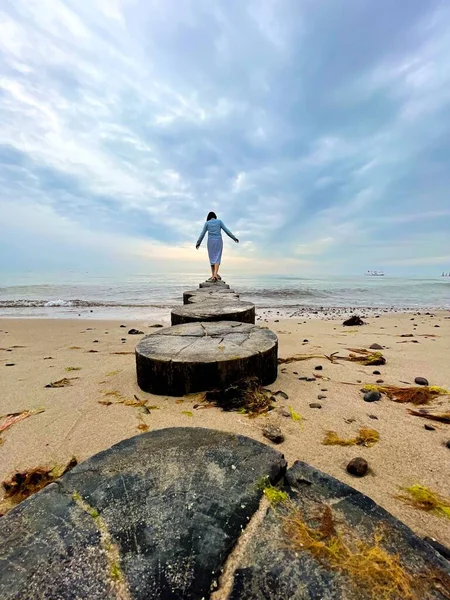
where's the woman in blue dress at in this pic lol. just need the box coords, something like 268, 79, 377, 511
196, 212, 239, 281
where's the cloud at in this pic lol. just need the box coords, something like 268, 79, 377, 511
1, 0, 450, 276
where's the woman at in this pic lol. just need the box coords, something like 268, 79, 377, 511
196, 212, 239, 281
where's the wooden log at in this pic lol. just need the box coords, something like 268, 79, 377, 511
183, 288, 237, 304
171, 300, 255, 326
199, 281, 230, 289
136, 321, 278, 395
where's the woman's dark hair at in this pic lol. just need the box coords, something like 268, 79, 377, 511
207, 212, 217, 221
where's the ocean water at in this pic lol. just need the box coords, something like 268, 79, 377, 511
0, 274, 449, 320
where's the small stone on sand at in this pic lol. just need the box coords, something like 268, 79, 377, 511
347, 457, 369, 477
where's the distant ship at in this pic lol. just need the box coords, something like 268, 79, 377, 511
442, 272, 450, 277
366, 270, 385, 276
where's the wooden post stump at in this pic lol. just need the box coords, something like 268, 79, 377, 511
171, 300, 255, 325
136, 321, 278, 395
199, 281, 230, 289
183, 288, 237, 304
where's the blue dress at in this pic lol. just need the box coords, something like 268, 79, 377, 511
197, 219, 237, 265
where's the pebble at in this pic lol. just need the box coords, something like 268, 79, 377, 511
376, 379, 384, 384
318, 395, 327, 400
273, 390, 289, 400
415, 377, 429, 386
434, 324, 440, 328
309, 403, 322, 409
363, 391, 381, 403
277, 407, 291, 418
321, 388, 328, 392
424, 424, 435, 431
368, 414, 378, 420
128, 329, 144, 335
306, 377, 316, 382
5, 363, 15, 367
93, 340, 99, 343
369, 343, 383, 350
262, 425, 285, 444
298, 377, 308, 381
303, 339, 309, 343
120, 325, 126, 328
446, 440, 450, 449
346, 457, 369, 477
373, 370, 381, 375
314, 365, 323, 371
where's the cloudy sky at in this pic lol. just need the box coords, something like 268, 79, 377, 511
1, 0, 450, 277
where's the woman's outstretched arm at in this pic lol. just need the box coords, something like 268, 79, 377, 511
196, 222, 208, 248
220, 220, 239, 242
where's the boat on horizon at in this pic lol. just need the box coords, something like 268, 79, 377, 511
365, 270, 385, 276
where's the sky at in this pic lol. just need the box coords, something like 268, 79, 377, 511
1, 0, 450, 278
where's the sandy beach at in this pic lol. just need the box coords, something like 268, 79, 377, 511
1, 312, 449, 546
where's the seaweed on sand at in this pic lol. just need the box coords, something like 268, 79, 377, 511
338, 348, 386, 366
323, 428, 380, 447
205, 377, 274, 417
407, 409, 450, 424
363, 384, 448, 406
45, 377, 78, 388
397, 485, 450, 520
0, 458, 77, 514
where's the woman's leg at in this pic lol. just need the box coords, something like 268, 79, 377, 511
210, 265, 215, 278
213, 263, 220, 279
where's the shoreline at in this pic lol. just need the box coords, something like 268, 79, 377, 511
1, 313, 449, 546
0, 305, 448, 321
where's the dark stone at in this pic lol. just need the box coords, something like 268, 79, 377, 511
373, 370, 381, 375
401, 334, 414, 337
434, 325, 440, 328
368, 414, 378, 420
227, 462, 450, 599
93, 340, 99, 343
298, 376, 308, 381
277, 407, 290, 418
128, 329, 144, 335
376, 379, 384, 383
306, 377, 316, 382
317, 395, 326, 400
120, 325, 126, 327
415, 377, 429, 386
424, 424, 436, 431
309, 403, 322, 409
363, 391, 381, 402
342, 315, 364, 326
149, 324, 164, 328
314, 365, 323, 371
272, 390, 288, 400
446, 440, 450, 449
136, 322, 278, 396
5, 363, 15, 367
171, 300, 255, 326
303, 339, 309, 342
262, 425, 285, 444
0, 428, 286, 600
369, 343, 383, 350
346, 457, 369, 477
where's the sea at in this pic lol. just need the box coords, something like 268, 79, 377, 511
0, 273, 449, 321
